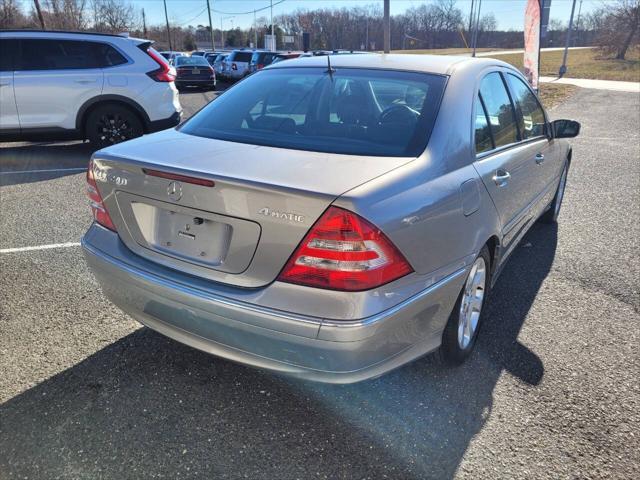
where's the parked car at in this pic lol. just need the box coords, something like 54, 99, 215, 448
270, 52, 302, 65
174, 55, 216, 91
247, 50, 278, 74
190, 50, 207, 57
159, 50, 185, 65
0, 30, 182, 147
212, 54, 228, 79
222, 49, 254, 80
83, 54, 579, 383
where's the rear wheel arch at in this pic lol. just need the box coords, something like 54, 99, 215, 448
77, 96, 150, 136
485, 235, 500, 274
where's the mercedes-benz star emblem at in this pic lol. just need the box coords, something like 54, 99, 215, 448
167, 181, 183, 202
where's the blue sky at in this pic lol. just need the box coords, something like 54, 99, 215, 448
131, 0, 599, 30
18, 0, 599, 31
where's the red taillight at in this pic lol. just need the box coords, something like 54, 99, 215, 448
277, 207, 413, 291
146, 48, 176, 82
86, 160, 116, 231
209, 66, 215, 78
142, 168, 215, 187
231, 62, 238, 70
257, 63, 264, 70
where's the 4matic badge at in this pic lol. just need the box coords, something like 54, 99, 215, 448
258, 207, 304, 223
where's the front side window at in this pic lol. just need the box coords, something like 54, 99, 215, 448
181, 67, 446, 157
507, 74, 546, 139
478, 72, 519, 148
18, 39, 126, 70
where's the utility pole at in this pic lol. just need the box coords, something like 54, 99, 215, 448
270, 0, 275, 51
206, 0, 215, 51
254, 10, 258, 48
383, 0, 390, 53
574, 0, 583, 47
468, 0, 475, 34
472, 0, 482, 57
365, 17, 369, 51
33, 0, 46, 30
142, 8, 147, 38
163, 0, 172, 51
559, 0, 577, 77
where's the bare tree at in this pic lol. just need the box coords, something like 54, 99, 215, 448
91, 0, 137, 33
0, 0, 27, 28
596, 0, 639, 60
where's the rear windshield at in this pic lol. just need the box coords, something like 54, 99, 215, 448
180, 67, 446, 157
176, 56, 209, 66
230, 51, 253, 63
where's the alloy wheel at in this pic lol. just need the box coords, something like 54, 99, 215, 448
457, 256, 487, 349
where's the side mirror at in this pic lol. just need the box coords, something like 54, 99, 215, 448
552, 119, 581, 138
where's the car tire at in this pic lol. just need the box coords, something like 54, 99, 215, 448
540, 162, 569, 224
86, 104, 144, 149
438, 245, 491, 365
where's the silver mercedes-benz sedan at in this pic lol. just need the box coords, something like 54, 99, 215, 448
83, 54, 580, 383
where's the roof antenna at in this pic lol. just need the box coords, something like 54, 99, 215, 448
325, 54, 335, 80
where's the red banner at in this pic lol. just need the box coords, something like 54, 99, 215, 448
524, 0, 541, 89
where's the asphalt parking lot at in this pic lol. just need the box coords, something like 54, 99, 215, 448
1, 87, 638, 479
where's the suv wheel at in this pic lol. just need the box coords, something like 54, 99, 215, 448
86, 104, 144, 148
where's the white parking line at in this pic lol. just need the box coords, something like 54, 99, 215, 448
0, 242, 81, 254
0, 167, 86, 175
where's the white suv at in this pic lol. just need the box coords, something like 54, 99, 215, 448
0, 30, 182, 148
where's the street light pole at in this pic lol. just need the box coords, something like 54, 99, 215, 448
206, 0, 215, 51
383, 0, 390, 53
559, 0, 577, 77
472, 0, 482, 57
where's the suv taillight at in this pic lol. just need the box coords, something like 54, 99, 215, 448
145, 48, 176, 82
277, 207, 413, 291
86, 160, 116, 231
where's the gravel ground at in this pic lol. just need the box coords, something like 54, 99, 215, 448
0, 87, 638, 479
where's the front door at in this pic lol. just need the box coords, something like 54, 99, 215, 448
472, 71, 540, 247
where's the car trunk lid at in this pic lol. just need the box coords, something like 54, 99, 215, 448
91, 128, 413, 288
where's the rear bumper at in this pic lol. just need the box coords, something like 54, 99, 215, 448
82, 224, 464, 383
175, 79, 216, 87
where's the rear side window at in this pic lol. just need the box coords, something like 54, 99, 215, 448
478, 72, 519, 148
231, 52, 253, 63
507, 74, 546, 139
474, 94, 493, 153
18, 39, 127, 70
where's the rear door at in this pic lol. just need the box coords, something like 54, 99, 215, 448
472, 71, 540, 246
14, 38, 105, 130
0, 38, 20, 131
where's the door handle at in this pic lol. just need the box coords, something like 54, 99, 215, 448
535, 153, 545, 164
75, 79, 96, 84
493, 169, 511, 187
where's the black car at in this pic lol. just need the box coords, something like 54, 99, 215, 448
174, 56, 216, 91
